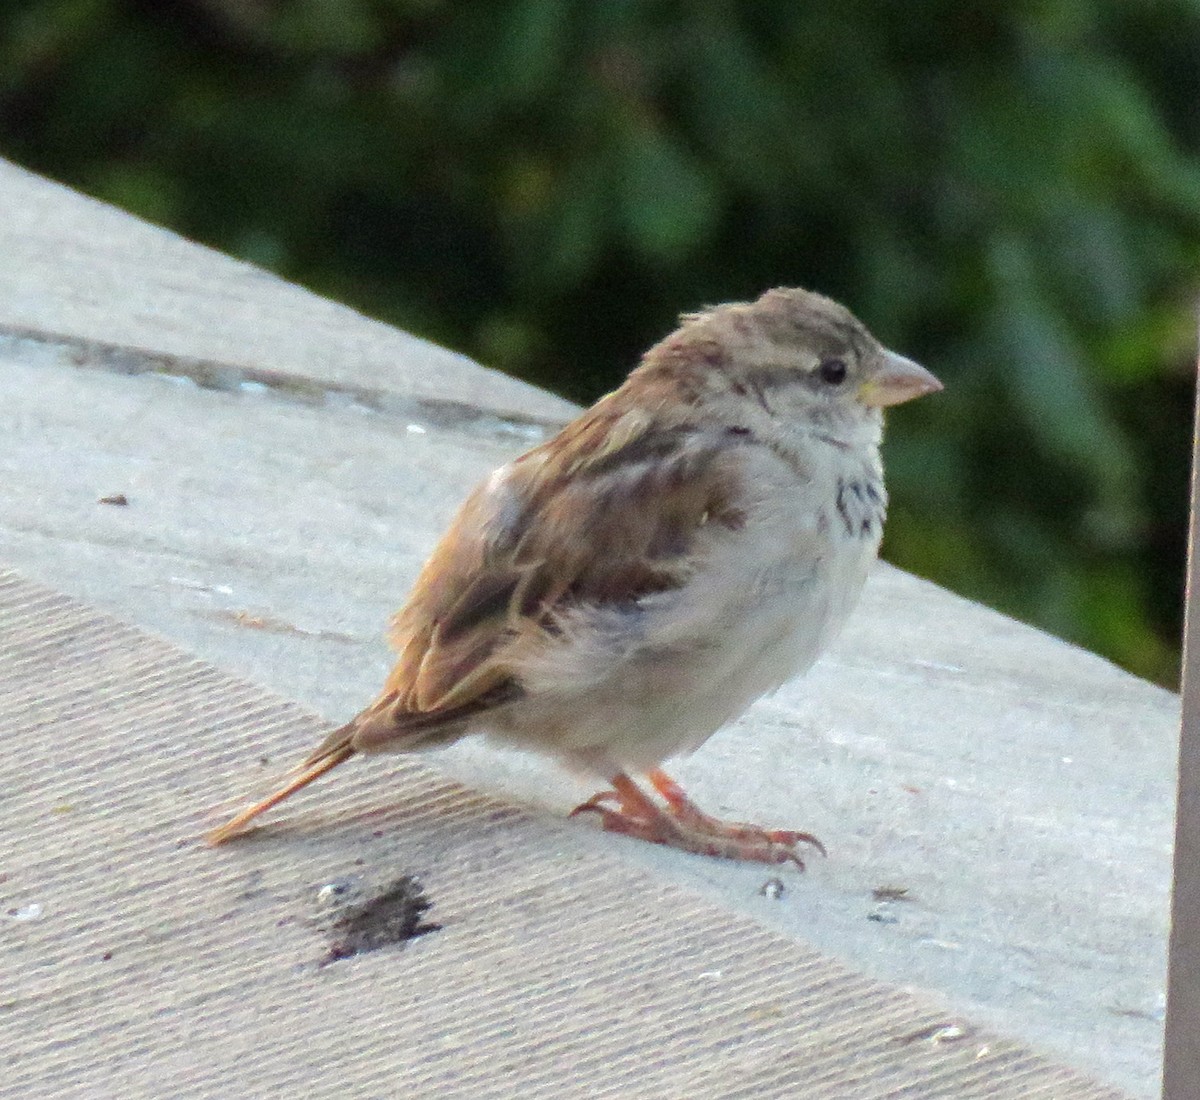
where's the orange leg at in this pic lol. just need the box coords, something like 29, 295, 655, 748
571, 770, 824, 869
647, 769, 826, 856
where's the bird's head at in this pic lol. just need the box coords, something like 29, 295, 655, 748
636, 287, 942, 444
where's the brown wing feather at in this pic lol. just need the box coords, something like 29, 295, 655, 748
206, 392, 753, 842
354, 397, 750, 752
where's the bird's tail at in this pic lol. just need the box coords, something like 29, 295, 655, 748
205, 722, 358, 846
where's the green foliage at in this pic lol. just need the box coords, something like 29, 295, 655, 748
2, 0, 1196, 684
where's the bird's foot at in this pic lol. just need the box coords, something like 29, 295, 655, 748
647, 769, 826, 859
570, 770, 824, 869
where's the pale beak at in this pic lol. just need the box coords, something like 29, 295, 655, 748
858, 350, 943, 408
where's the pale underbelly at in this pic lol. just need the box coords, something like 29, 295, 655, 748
490, 541, 874, 771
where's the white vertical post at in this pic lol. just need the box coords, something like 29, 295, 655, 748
1163, 351, 1200, 1099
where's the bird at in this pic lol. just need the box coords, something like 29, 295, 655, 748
206, 287, 941, 866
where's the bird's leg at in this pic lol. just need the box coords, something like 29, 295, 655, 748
571, 770, 822, 868
647, 768, 827, 860
569, 773, 673, 830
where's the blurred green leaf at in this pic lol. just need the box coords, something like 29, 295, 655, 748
617, 125, 719, 261
986, 234, 1138, 524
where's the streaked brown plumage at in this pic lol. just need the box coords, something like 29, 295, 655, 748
207, 288, 941, 864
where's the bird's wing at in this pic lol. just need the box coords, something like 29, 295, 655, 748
349, 400, 753, 750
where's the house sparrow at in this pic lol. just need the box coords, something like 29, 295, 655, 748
206, 288, 941, 865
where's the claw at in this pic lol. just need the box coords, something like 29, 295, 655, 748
568, 789, 625, 818
571, 770, 826, 869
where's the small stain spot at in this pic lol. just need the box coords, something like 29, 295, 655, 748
895, 1022, 973, 1046
316, 880, 355, 905
199, 608, 356, 643
101, 950, 113, 962
747, 1002, 785, 1021
1108, 1005, 1163, 1021
98, 493, 129, 506
315, 875, 439, 966
872, 885, 910, 902
758, 877, 786, 900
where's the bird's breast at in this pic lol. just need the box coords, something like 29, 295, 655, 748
831, 476, 887, 541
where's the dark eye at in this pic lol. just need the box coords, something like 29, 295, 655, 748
817, 358, 848, 385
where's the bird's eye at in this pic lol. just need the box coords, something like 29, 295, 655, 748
817, 358, 848, 385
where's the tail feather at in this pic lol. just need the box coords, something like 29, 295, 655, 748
206, 725, 357, 846
204, 691, 498, 846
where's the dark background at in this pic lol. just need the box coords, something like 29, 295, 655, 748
3, 0, 1197, 685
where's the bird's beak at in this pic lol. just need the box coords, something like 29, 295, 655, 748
858, 351, 943, 408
